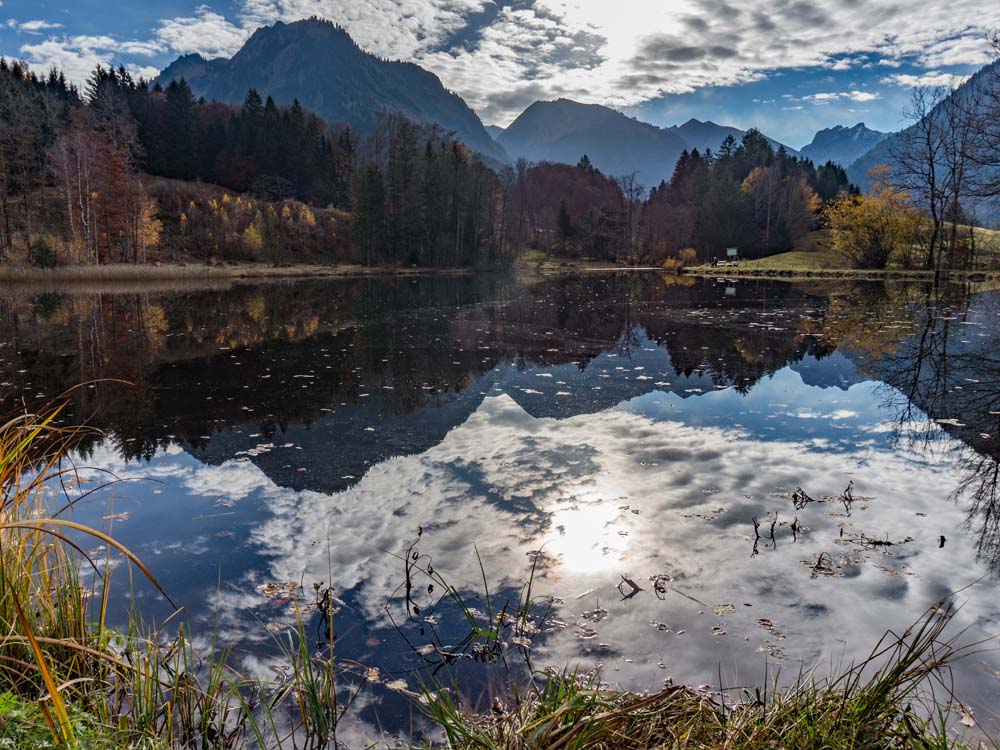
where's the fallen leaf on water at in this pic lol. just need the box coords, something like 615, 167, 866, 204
757, 618, 786, 640
960, 706, 975, 727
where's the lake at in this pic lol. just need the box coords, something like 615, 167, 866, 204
2, 272, 999, 742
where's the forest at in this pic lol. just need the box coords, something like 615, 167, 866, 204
0, 58, 856, 269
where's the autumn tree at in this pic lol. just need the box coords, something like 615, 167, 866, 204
825, 166, 923, 269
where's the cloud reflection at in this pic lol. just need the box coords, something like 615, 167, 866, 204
70, 362, 1000, 733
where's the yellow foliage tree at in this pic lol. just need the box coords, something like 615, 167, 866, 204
139, 196, 162, 252
824, 166, 923, 269
242, 223, 263, 252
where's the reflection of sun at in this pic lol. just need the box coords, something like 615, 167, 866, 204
543, 496, 630, 576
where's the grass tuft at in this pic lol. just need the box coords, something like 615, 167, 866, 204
423, 612, 989, 750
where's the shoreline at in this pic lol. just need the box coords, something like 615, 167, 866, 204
0, 262, 475, 283
3, 260, 999, 288
681, 266, 1000, 282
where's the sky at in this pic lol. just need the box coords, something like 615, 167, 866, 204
2, 0, 999, 148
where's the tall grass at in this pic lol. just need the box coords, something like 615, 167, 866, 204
0, 403, 223, 747
0, 400, 373, 748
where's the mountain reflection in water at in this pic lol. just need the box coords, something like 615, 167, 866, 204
1, 273, 999, 739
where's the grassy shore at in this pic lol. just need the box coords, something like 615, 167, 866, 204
683, 263, 1000, 281
684, 230, 1000, 281
0, 402, 993, 749
0, 261, 473, 286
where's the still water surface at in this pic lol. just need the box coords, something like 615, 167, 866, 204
2, 273, 999, 741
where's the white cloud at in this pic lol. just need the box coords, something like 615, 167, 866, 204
13, 19, 64, 33
882, 71, 972, 88
154, 7, 250, 60
406, 0, 998, 123
800, 90, 880, 105
15, 8, 243, 85
119, 40, 167, 57
804, 93, 841, 103
126, 64, 164, 81
917, 33, 995, 68
19, 36, 120, 84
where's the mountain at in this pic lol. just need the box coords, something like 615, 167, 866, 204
497, 100, 800, 186
485, 125, 505, 141
799, 123, 887, 167
665, 118, 796, 157
156, 53, 229, 94
497, 99, 689, 186
848, 60, 1000, 192
156, 19, 505, 161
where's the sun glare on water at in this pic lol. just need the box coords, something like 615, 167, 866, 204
543, 494, 632, 576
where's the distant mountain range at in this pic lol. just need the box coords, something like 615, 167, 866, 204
666, 118, 793, 157
799, 123, 888, 167
156, 18, 506, 162
496, 99, 687, 186
496, 99, 797, 186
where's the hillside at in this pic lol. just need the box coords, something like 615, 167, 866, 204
157, 19, 506, 161
848, 60, 1000, 192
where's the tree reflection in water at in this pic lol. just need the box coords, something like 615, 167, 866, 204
2, 274, 999, 556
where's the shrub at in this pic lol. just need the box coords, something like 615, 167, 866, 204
678, 247, 699, 266
27, 234, 59, 268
